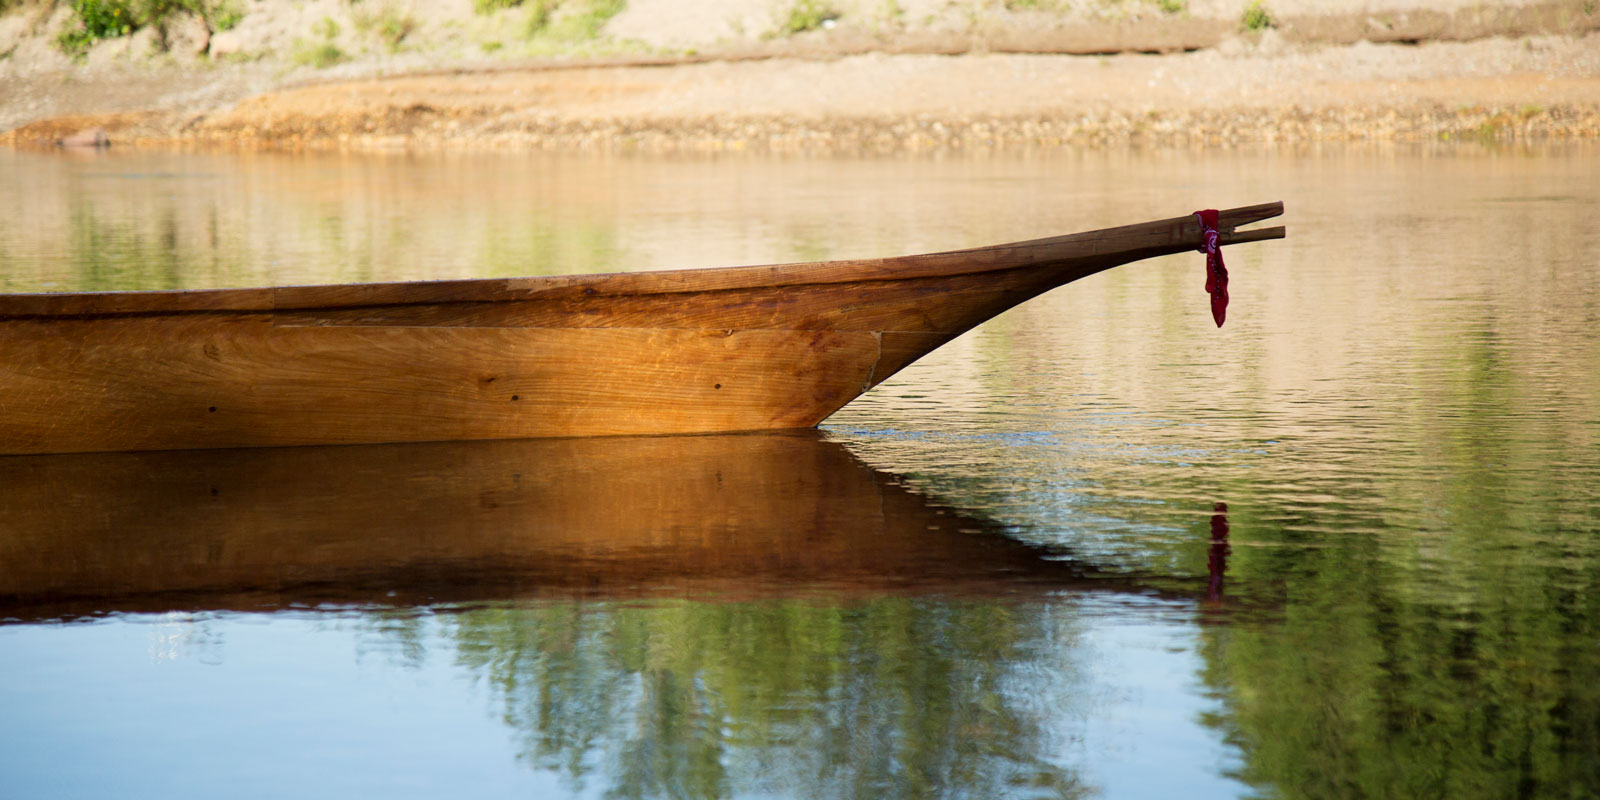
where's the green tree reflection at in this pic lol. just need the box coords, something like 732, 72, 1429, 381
449, 598, 1089, 799
1197, 508, 1600, 799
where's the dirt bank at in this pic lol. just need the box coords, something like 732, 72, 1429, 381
3, 0, 1599, 151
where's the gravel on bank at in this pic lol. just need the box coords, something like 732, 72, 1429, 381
6, 33, 1599, 153
4, 0, 1600, 153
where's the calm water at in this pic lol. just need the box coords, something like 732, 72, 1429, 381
1, 145, 1598, 799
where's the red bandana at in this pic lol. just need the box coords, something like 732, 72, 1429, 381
1194, 209, 1229, 327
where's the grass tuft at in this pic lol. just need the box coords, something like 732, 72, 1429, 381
292, 39, 346, 68
209, 0, 242, 31
352, 3, 417, 51
311, 15, 340, 40
780, 0, 839, 34
1240, 0, 1274, 31
54, 0, 249, 57
474, 0, 523, 13
521, 0, 557, 37
521, 0, 623, 42
56, 0, 136, 56
292, 13, 345, 68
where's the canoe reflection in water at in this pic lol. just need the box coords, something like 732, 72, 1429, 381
0, 430, 1190, 619
1207, 502, 1230, 606
0, 431, 1224, 797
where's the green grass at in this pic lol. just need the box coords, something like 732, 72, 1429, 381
520, 0, 623, 42
56, 0, 136, 56
292, 13, 345, 68
549, 0, 623, 39
291, 39, 346, 68
780, 0, 839, 34
210, 0, 242, 31
474, 0, 524, 13
54, 0, 247, 57
1240, 0, 1274, 31
520, 0, 557, 37
352, 3, 417, 51
311, 15, 340, 40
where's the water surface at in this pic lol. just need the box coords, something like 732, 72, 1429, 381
1, 145, 1597, 799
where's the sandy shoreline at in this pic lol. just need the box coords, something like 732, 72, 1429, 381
4, 0, 1599, 152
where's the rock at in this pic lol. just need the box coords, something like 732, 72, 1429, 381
210, 30, 243, 57
60, 128, 110, 148
166, 14, 211, 56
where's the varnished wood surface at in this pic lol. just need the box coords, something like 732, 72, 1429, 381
2, 316, 949, 452
0, 432, 1178, 620
0, 203, 1284, 454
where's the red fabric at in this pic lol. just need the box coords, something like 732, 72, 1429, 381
1194, 209, 1229, 327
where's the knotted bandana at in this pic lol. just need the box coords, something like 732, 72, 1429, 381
1194, 209, 1229, 327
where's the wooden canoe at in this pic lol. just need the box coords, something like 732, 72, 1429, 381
0, 202, 1284, 455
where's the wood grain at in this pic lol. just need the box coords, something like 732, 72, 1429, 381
1, 316, 950, 453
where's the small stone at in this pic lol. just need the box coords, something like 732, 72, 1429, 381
210, 30, 243, 57
60, 128, 110, 148
167, 15, 211, 56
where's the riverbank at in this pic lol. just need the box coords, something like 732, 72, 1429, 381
3, 0, 1599, 151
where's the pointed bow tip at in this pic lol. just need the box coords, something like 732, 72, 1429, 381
1216, 201, 1285, 230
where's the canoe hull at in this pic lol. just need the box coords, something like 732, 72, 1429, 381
1, 314, 950, 453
